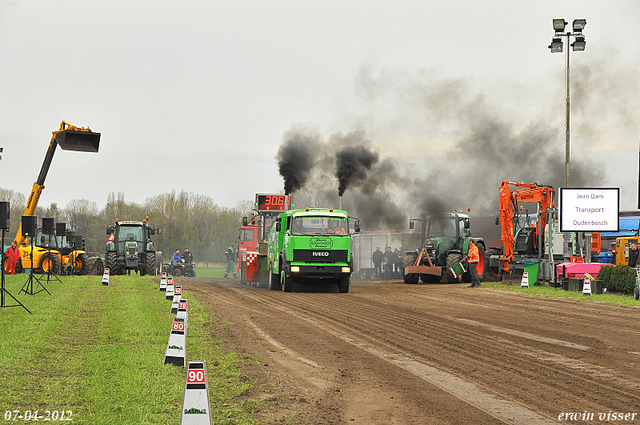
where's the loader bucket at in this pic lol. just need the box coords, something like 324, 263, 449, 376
55, 130, 100, 153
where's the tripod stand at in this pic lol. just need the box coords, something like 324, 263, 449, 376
19, 237, 50, 296
39, 236, 63, 285
0, 228, 31, 313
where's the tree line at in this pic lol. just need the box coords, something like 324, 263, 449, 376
0, 188, 253, 264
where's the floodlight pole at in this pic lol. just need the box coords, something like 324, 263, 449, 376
550, 19, 586, 189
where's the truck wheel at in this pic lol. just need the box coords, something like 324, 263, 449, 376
105, 251, 119, 275
445, 252, 463, 283
281, 271, 293, 292
268, 267, 281, 290
339, 275, 350, 293
402, 251, 419, 284
39, 253, 61, 274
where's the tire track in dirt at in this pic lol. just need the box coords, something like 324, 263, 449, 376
185, 279, 640, 423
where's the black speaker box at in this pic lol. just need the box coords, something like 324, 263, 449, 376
42, 217, 55, 235
0, 201, 9, 230
56, 222, 66, 237
21, 215, 37, 237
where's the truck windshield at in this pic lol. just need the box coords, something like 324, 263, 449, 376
118, 225, 144, 242
292, 216, 348, 236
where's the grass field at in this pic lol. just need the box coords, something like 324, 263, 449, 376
193, 264, 228, 278
0, 273, 256, 425
482, 280, 640, 306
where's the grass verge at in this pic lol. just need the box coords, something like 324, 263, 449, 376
0, 274, 256, 425
481, 280, 640, 306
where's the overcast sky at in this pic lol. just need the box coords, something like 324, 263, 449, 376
1, 0, 639, 214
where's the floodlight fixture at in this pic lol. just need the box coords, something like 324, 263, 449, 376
553, 19, 567, 32
549, 38, 563, 53
572, 19, 586, 33
572, 36, 586, 52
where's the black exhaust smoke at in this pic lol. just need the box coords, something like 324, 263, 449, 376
276, 127, 320, 195
335, 145, 379, 196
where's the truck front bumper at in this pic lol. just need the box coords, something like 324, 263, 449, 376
286, 264, 351, 280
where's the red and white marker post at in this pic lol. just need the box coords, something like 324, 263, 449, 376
180, 361, 211, 425
164, 317, 186, 367
160, 272, 167, 291
101, 268, 110, 286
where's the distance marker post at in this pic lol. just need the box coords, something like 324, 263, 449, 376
180, 361, 212, 425
101, 268, 110, 286
171, 293, 182, 314
520, 271, 529, 288
164, 317, 186, 366
176, 299, 188, 335
160, 272, 167, 291
166, 278, 175, 300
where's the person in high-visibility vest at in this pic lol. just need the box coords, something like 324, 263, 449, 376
463, 240, 482, 288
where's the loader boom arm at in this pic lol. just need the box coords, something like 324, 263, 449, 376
14, 121, 100, 246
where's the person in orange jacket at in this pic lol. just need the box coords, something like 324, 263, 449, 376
463, 240, 481, 288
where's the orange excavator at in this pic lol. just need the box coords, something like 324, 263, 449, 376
496, 181, 555, 276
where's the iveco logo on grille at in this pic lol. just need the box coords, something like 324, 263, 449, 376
312, 251, 330, 257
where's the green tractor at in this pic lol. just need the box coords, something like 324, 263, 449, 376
105, 217, 162, 276
402, 211, 487, 284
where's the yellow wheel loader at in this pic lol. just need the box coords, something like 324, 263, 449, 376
15, 121, 100, 274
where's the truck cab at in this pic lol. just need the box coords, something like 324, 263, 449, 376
267, 208, 359, 292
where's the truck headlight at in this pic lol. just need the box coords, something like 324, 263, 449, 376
341, 267, 350, 273
291, 266, 300, 273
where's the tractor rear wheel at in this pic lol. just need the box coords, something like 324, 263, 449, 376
445, 252, 463, 283
402, 251, 419, 284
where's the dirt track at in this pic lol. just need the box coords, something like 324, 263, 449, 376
179, 277, 640, 424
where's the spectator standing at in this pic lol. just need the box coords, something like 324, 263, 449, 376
183, 248, 193, 264
372, 246, 383, 278
629, 241, 639, 268
394, 247, 403, 278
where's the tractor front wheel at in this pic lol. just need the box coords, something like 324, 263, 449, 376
105, 252, 119, 275
402, 251, 419, 284
39, 253, 61, 274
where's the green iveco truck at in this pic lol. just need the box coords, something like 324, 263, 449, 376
267, 207, 360, 293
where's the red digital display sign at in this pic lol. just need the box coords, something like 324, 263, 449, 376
256, 194, 292, 212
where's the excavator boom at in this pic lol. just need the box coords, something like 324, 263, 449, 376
498, 181, 555, 272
